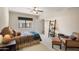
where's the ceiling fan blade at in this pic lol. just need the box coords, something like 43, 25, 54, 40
38, 10, 43, 12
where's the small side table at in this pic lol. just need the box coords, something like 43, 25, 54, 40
52, 37, 62, 49
0, 40, 16, 51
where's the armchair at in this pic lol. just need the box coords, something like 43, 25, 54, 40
62, 32, 79, 50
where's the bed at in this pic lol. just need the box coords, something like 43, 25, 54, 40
1, 26, 42, 50
15, 31, 42, 50
21, 31, 41, 41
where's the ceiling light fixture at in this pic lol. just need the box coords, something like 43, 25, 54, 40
32, 7, 43, 14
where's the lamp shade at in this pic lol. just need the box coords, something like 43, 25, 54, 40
0, 35, 3, 44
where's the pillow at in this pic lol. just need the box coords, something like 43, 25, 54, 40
21, 32, 32, 36
3, 34, 12, 44
72, 32, 79, 40
58, 33, 64, 38
16, 32, 21, 36
69, 35, 77, 40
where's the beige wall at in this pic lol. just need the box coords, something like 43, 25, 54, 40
8, 7, 79, 35
9, 11, 43, 33
54, 8, 79, 35
40, 7, 79, 35
0, 7, 9, 32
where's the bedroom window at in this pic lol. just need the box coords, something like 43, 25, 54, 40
18, 17, 33, 28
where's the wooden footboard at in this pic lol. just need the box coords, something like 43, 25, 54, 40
13, 35, 41, 50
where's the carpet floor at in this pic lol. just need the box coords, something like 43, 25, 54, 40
19, 43, 55, 51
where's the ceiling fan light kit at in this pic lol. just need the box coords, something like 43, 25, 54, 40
32, 7, 43, 14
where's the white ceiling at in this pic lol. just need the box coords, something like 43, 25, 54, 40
8, 7, 79, 15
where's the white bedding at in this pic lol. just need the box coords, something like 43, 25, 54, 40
21, 31, 33, 36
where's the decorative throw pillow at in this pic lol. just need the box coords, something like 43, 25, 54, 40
69, 35, 77, 40
16, 32, 21, 36
3, 34, 12, 44
58, 33, 64, 37
72, 32, 79, 40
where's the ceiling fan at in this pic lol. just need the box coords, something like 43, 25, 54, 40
32, 7, 43, 14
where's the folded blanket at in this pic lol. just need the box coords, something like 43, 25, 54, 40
30, 32, 41, 41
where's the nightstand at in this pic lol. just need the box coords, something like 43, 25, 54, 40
0, 40, 16, 51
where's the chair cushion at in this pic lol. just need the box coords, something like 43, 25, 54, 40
52, 37, 61, 45
52, 37, 60, 42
